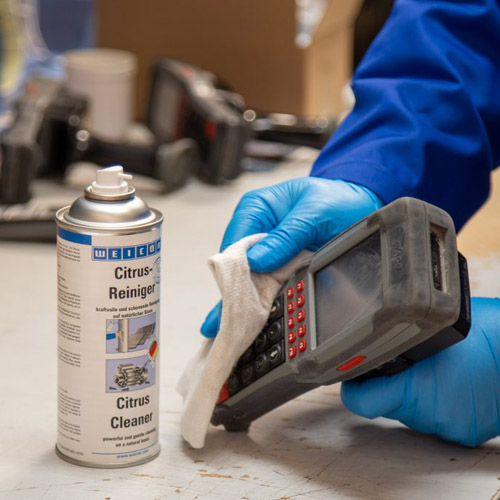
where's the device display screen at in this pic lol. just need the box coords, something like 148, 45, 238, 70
150, 75, 183, 141
314, 231, 383, 346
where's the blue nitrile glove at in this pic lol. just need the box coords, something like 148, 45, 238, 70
342, 297, 500, 447
200, 177, 383, 337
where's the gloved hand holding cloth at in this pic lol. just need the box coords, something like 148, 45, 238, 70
201, 177, 383, 337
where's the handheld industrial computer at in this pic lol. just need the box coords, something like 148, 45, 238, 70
212, 198, 471, 432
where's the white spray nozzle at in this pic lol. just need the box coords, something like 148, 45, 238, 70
91, 166, 132, 195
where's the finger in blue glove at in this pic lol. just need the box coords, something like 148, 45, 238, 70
200, 300, 222, 338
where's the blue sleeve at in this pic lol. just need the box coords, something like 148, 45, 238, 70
310, 0, 500, 230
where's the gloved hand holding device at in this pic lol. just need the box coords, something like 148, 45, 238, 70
342, 298, 500, 447
200, 176, 383, 338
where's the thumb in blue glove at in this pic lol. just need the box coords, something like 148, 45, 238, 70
341, 297, 500, 447
201, 177, 383, 337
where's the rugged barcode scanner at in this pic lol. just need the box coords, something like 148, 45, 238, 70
212, 198, 471, 432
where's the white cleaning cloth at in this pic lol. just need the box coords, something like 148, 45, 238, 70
177, 233, 311, 448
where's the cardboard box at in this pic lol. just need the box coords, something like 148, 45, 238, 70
97, 0, 361, 119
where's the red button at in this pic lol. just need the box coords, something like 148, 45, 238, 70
204, 120, 218, 140
337, 355, 366, 372
216, 382, 230, 405
288, 345, 297, 359
287, 317, 295, 329
287, 287, 295, 299
296, 280, 305, 293
297, 310, 306, 323
288, 331, 296, 343
287, 302, 295, 314
297, 295, 305, 307
298, 339, 307, 352
298, 325, 306, 337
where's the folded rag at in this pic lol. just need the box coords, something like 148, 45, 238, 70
177, 233, 311, 448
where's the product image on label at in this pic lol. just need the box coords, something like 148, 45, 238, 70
115, 364, 148, 388
147, 339, 158, 367
106, 355, 156, 393
106, 313, 156, 353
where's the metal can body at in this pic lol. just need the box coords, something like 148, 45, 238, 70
55, 172, 163, 468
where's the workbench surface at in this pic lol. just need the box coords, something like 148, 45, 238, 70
1, 158, 500, 500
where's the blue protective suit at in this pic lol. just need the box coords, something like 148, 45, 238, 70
311, 0, 500, 231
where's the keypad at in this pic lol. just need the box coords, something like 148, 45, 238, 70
269, 296, 283, 320
219, 295, 286, 402
254, 353, 269, 376
241, 362, 255, 385
286, 278, 308, 359
268, 320, 282, 343
217, 277, 311, 405
254, 331, 269, 353
268, 342, 284, 368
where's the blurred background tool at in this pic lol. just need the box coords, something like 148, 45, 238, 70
0, 0, 391, 242
146, 58, 336, 184
0, 58, 335, 207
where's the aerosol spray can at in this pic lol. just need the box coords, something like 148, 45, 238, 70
55, 166, 163, 468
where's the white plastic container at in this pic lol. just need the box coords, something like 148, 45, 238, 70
65, 49, 137, 141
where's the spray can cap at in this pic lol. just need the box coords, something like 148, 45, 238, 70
90, 166, 133, 196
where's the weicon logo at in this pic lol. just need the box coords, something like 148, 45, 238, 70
92, 239, 161, 261
93, 248, 107, 260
